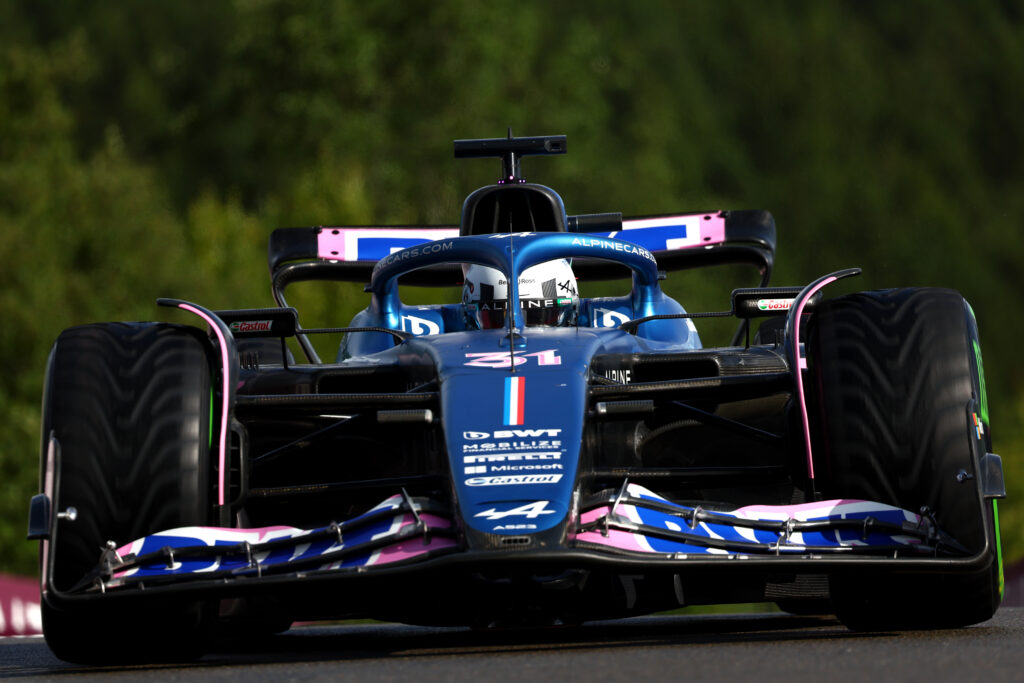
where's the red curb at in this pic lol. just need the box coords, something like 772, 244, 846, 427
0, 574, 41, 637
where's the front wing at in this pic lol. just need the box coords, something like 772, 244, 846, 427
63, 485, 972, 597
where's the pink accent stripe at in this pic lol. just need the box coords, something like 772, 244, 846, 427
733, 499, 865, 517
701, 215, 727, 245
369, 536, 459, 564
574, 528, 648, 552
41, 437, 56, 593
318, 229, 348, 261
178, 304, 231, 507
580, 505, 611, 525
793, 277, 837, 481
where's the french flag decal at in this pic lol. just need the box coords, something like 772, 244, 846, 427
504, 376, 525, 425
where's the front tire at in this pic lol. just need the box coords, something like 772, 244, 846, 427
808, 288, 1000, 630
41, 323, 214, 663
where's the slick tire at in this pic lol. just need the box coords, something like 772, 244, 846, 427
40, 323, 213, 663
808, 288, 1001, 630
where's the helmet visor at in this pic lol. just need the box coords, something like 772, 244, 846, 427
473, 303, 507, 330
471, 298, 575, 329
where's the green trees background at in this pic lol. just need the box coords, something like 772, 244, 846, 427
2, 1, 1022, 575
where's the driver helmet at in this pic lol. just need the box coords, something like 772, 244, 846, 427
463, 259, 578, 329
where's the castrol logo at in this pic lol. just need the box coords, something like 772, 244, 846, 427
756, 299, 793, 312
229, 320, 273, 333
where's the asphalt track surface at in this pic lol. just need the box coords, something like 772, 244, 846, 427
2, 608, 1022, 681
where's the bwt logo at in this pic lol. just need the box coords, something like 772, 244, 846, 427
463, 429, 562, 440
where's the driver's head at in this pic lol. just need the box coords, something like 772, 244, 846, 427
463, 259, 578, 329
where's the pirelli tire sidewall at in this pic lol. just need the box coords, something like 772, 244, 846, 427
807, 287, 999, 629
40, 322, 214, 663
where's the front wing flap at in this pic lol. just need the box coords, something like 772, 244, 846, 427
573, 484, 962, 556
80, 494, 457, 593
64, 485, 972, 597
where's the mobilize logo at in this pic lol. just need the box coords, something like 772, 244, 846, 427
463, 429, 562, 440
463, 441, 561, 453
475, 501, 557, 520
464, 474, 563, 486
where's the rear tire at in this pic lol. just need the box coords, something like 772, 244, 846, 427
41, 323, 213, 663
808, 288, 1000, 630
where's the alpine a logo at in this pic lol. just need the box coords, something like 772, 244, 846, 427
462, 429, 562, 440
465, 474, 563, 486
229, 320, 273, 333
475, 501, 557, 520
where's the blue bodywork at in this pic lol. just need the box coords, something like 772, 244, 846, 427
344, 231, 697, 537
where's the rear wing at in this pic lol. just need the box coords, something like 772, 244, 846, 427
268, 210, 776, 297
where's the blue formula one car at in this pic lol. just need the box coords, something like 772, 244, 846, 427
30, 134, 1006, 663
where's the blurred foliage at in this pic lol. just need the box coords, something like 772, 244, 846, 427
1, 1, 1022, 575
